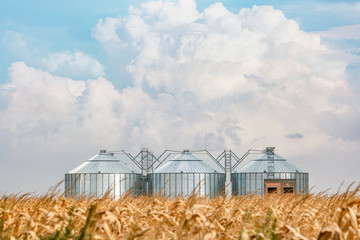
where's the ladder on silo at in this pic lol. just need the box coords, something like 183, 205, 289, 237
140, 148, 153, 194
266, 147, 275, 178
224, 150, 232, 196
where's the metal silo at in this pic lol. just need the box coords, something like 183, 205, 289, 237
149, 150, 225, 198
65, 150, 141, 198
232, 148, 309, 195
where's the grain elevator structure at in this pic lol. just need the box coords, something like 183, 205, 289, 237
65, 147, 309, 198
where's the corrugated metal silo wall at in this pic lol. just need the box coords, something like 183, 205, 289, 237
65, 173, 141, 198
232, 172, 309, 196
148, 173, 225, 198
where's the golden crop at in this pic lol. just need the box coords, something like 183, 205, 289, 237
1, 184, 359, 240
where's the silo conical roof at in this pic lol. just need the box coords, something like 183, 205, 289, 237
234, 153, 305, 173
154, 151, 222, 173
68, 150, 139, 174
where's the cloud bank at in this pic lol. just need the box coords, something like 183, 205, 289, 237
1, 0, 359, 193
316, 24, 360, 40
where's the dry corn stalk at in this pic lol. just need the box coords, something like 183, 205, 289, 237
0, 185, 359, 239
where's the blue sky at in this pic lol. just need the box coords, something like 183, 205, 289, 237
0, 0, 360, 194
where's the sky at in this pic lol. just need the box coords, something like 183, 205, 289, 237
0, 0, 360, 194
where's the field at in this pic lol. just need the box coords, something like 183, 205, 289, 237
1, 185, 360, 240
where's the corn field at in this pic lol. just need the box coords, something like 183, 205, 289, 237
1, 184, 359, 240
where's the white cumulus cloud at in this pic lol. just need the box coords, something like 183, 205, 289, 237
1, 0, 360, 193
90, 0, 360, 191
42, 51, 105, 79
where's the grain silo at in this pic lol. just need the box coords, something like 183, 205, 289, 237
65, 150, 141, 198
149, 150, 225, 198
232, 147, 309, 195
